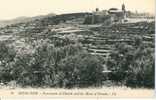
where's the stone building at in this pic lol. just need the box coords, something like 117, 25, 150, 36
84, 3, 127, 25
108, 3, 127, 23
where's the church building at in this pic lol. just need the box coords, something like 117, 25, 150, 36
84, 3, 127, 24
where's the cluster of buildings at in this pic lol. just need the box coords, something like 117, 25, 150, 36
85, 3, 128, 24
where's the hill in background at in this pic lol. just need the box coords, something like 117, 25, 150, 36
0, 13, 56, 27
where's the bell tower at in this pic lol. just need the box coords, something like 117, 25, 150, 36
122, 3, 126, 13
122, 2, 126, 20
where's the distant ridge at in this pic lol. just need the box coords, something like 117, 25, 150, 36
0, 13, 56, 27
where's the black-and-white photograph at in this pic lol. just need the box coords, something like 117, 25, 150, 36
0, 0, 155, 97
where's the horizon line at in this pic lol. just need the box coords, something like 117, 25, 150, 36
0, 10, 155, 21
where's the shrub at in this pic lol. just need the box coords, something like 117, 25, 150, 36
107, 42, 155, 88
125, 47, 155, 88
8, 40, 87, 87
58, 53, 103, 88
0, 42, 16, 83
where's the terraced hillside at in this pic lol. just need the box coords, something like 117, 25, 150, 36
0, 13, 155, 88
82, 22, 154, 58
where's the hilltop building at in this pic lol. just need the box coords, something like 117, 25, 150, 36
84, 3, 127, 25
108, 3, 127, 23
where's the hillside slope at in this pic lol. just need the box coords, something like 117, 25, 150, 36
0, 12, 155, 88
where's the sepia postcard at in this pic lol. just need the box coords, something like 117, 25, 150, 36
0, 0, 155, 99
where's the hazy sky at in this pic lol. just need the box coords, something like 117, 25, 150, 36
0, 0, 155, 20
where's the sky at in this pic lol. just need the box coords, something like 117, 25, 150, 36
0, 0, 155, 20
